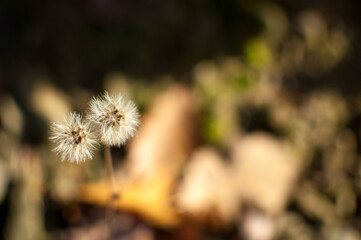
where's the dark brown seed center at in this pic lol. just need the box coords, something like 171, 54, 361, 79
111, 108, 124, 120
102, 107, 124, 128
71, 128, 85, 145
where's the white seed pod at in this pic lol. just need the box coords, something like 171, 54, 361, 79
49, 112, 98, 163
88, 91, 140, 147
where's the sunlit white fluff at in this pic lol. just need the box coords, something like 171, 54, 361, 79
49, 112, 98, 163
88, 91, 140, 146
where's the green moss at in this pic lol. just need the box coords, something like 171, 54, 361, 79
232, 74, 254, 90
244, 38, 271, 68
201, 112, 223, 144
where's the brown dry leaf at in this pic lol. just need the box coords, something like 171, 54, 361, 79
30, 81, 72, 122
176, 147, 239, 226
232, 133, 300, 215
126, 85, 197, 179
79, 173, 179, 228
78, 85, 197, 228
0, 95, 23, 137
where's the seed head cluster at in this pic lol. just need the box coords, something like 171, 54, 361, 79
89, 92, 140, 147
49, 92, 140, 163
49, 113, 97, 163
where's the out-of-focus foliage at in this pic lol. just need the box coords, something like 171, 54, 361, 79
1, 0, 361, 240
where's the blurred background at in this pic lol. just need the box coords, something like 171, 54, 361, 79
1, 0, 361, 239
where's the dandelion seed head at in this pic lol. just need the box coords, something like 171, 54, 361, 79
88, 91, 140, 146
49, 112, 98, 163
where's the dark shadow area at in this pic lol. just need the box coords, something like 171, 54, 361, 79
0, 0, 263, 93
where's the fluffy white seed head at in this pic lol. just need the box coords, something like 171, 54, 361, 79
49, 112, 98, 163
88, 91, 140, 146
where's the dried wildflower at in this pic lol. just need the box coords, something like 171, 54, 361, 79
49, 112, 98, 163
88, 91, 140, 146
